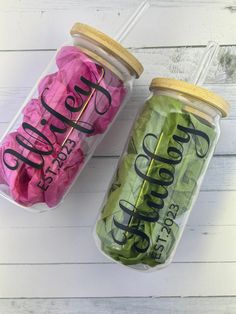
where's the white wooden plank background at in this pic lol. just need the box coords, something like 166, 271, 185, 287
0, 0, 236, 313
0, 297, 236, 314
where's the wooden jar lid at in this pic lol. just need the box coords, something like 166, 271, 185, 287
70, 23, 144, 78
150, 78, 230, 117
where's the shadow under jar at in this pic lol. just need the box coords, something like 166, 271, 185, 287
0, 23, 143, 211
95, 77, 230, 271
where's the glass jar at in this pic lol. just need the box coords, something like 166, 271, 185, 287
0, 23, 143, 211
95, 78, 230, 271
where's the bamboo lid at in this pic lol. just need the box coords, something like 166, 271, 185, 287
150, 78, 230, 117
70, 23, 143, 78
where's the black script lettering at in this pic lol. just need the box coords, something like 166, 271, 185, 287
41, 88, 95, 135
174, 124, 210, 158
3, 148, 44, 170
18, 122, 54, 156
3, 123, 54, 170
111, 200, 155, 252
74, 75, 112, 115
112, 122, 210, 253
134, 154, 174, 187
65, 94, 83, 113
143, 133, 183, 165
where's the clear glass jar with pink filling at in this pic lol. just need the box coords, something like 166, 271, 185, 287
0, 23, 143, 211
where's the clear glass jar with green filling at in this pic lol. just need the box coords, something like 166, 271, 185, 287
94, 77, 230, 271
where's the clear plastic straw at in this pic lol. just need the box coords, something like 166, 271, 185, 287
191, 41, 220, 86
116, 2, 219, 85
115, 0, 150, 43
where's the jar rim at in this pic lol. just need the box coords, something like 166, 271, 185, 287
70, 22, 144, 78
150, 77, 230, 117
